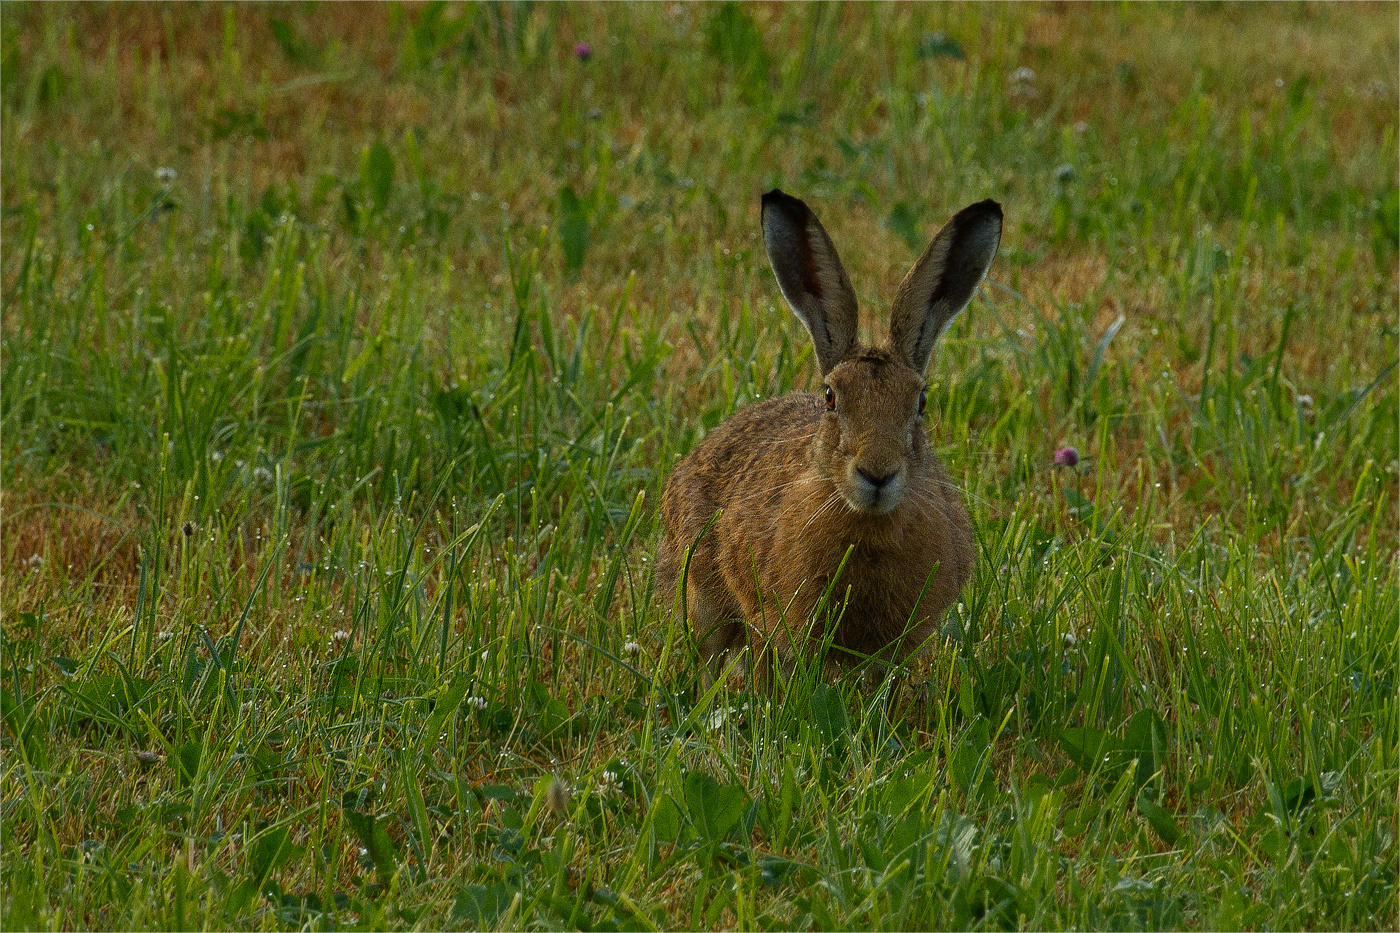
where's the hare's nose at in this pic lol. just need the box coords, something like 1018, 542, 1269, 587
856, 467, 896, 490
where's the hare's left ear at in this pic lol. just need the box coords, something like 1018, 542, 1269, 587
888, 200, 1002, 373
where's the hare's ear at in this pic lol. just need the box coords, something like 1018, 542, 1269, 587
888, 199, 1002, 373
761, 189, 859, 376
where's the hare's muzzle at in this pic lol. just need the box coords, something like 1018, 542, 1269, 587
846, 462, 907, 514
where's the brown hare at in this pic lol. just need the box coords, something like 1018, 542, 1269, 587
659, 189, 1002, 689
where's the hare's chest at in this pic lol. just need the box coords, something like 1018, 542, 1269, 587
799, 538, 931, 614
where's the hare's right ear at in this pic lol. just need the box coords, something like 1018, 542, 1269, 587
888, 199, 1002, 373
761, 189, 859, 376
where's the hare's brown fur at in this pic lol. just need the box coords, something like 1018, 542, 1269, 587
659, 190, 1001, 687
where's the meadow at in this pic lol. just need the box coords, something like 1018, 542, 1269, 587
2, 3, 1397, 930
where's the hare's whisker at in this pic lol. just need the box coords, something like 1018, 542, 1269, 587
924, 474, 987, 507
800, 490, 847, 533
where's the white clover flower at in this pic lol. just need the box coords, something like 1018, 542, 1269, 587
252, 466, 273, 485
596, 770, 622, 797
332, 630, 351, 643
1009, 66, 1038, 99
467, 696, 488, 711
157, 631, 174, 643
707, 707, 739, 731
622, 640, 642, 656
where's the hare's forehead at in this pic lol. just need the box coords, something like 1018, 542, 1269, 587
827, 353, 922, 399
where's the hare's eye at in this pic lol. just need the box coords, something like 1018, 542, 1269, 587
824, 386, 836, 411
918, 389, 927, 416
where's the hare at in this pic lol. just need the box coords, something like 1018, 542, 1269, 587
659, 189, 1002, 689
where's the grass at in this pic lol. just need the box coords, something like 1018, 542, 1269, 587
2, 2, 1397, 930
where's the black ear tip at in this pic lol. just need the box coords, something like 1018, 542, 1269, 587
762, 188, 810, 223
962, 198, 1003, 222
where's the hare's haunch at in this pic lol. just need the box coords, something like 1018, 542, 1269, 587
660, 189, 1002, 688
